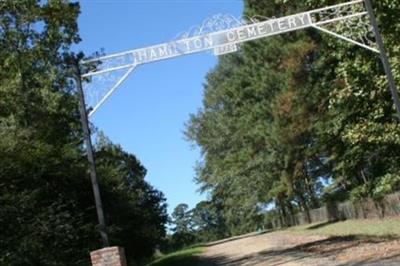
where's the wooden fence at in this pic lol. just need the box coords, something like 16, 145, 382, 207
271, 191, 400, 228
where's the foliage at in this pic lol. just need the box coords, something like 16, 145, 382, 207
168, 203, 196, 250
0, 1, 167, 265
306, 0, 400, 200
185, 0, 400, 237
171, 203, 192, 234
372, 173, 400, 199
166, 200, 227, 251
95, 134, 168, 263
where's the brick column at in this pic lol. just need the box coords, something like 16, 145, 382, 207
90, 246, 127, 266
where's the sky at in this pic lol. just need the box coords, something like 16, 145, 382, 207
76, 0, 244, 215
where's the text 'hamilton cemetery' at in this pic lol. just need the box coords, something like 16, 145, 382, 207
132, 13, 311, 63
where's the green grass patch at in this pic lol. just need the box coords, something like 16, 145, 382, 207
284, 217, 400, 238
147, 247, 204, 266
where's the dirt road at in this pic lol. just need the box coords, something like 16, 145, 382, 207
196, 231, 400, 266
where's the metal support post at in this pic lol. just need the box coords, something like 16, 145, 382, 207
74, 60, 110, 247
364, 0, 400, 119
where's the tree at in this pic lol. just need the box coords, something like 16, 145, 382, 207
0, 1, 168, 265
169, 203, 196, 249
186, 0, 324, 232
305, 0, 400, 201
0, 1, 95, 265
186, 0, 400, 232
167, 201, 224, 249
190, 201, 222, 242
171, 203, 192, 233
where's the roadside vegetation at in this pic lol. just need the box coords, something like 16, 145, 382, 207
147, 247, 204, 266
287, 218, 400, 238
0, 2, 167, 265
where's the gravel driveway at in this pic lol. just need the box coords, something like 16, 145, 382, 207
195, 231, 400, 266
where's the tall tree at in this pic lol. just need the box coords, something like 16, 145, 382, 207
187, 0, 400, 233
169, 203, 196, 249
0, 1, 94, 264
0, 1, 168, 265
186, 0, 323, 232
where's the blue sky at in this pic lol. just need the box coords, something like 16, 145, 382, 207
76, 0, 244, 215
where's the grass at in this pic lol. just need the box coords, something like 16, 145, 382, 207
147, 247, 204, 266
285, 217, 400, 238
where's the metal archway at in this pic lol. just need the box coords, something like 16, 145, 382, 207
75, 0, 399, 246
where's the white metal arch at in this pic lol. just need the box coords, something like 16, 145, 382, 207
81, 0, 385, 118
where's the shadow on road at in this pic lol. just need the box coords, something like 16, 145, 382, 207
306, 220, 338, 230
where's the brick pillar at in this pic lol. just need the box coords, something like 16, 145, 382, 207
90, 246, 127, 266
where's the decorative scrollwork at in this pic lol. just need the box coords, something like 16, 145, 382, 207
82, 69, 122, 113
311, 1, 365, 24
246, 15, 275, 24
310, 1, 377, 52
332, 15, 376, 50
174, 13, 276, 40
174, 14, 244, 40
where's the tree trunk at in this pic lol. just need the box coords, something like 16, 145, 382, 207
277, 197, 289, 227
303, 161, 319, 209
286, 200, 296, 226
297, 190, 311, 224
